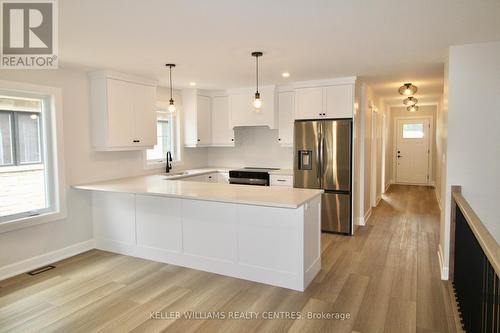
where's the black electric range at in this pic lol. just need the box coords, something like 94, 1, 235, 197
228, 167, 280, 186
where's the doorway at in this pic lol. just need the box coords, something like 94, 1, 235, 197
394, 116, 432, 184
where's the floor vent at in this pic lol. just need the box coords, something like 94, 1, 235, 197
27, 265, 56, 276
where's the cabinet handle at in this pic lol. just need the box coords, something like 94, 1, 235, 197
133, 140, 140, 143
197, 139, 201, 142
277, 179, 286, 182
231, 139, 234, 141
278, 138, 281, 141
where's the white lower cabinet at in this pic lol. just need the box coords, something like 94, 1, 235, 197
180, 172, 227, 183
217, 172, 230, 184
270, 174, 293, 187
136, 195, 182, 252
206, 173, 218, 183
91, 191, 321, 291
182, 174, 208, 182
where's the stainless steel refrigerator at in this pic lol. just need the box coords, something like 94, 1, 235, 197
294, 119, 352, 234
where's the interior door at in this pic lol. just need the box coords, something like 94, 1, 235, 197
321, 120, 351, 191
395, 118, 430, 184
294, 121, 321, 189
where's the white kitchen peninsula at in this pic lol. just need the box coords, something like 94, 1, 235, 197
74, 175, 323, 291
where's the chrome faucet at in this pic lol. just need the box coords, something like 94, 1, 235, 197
165, 151, 173, 173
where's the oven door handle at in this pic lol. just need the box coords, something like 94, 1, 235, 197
229, 177, 268, 186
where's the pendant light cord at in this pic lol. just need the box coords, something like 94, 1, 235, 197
256, 55, 259, 93
169, 65, 173, 100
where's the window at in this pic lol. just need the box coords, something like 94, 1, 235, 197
146, 111, 178, 163
0, 95, 52, 221
402, 123, 425, 139
0, 110, 42, 166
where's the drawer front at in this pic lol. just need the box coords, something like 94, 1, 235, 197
270, 175, 293, 187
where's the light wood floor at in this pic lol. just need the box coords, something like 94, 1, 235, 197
0, 185, 456, 333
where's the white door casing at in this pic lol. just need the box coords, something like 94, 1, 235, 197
394, 116, 431, 184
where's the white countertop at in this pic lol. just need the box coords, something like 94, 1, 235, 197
73, 174, 322, 209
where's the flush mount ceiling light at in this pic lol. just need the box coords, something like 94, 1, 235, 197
252, 51, 263, 110
281, 72, 290, 78
165, 63, 176, 113
189, 82, 196, 87
403, 96, 418, 106
398, 83, 418, 96
407, 105, 419, 112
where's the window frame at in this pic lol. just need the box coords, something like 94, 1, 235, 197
0, 81, 66, 234
144, 101, 183, 170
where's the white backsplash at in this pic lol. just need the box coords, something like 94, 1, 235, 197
207, 126, 293, 169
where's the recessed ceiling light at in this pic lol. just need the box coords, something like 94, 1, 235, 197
281, 72, 290, 78
189, 82, 196, 86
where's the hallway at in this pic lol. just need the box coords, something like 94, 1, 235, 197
314, 184, 455, 332
0, 186, 455, 333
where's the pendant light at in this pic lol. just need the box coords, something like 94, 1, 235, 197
407, 105, 419, 112
398, 83, 417, 96
251, 51, 263, 110
403, 96, 418, 106
165, 63, 176, 113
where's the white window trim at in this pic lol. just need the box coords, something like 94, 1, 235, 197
144, 101, 183, 171
0, 80, 67, 234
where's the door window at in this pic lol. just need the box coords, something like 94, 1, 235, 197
402, 123, 424, 139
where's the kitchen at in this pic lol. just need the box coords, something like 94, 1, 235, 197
71, 69, 356, 291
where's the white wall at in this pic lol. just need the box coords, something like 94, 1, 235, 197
207, 126, 293, 168
383, 106, 392, 191
352, 81, 363, 226
440, 41, 500, 278
361, 85, 385, 219
0, 68, 206, 274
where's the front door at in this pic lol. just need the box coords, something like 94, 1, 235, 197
395, 118, 430, 184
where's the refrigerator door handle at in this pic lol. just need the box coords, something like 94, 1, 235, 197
319, 131, 324, 183
316, 130, 322, 185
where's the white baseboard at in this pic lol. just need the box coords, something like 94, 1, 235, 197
356, 216, 366, 226
363, 208, 372, 225
384, 183, 391, 193
438, 244, 449, 280
0, 239, 95, 281
375, 196, 381, 207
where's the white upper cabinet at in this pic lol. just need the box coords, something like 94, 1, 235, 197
294, 79, 355, 120
228, 86, 277, 129
89, 71, 157, 151
277, 91, 295, 147
324, 84, 354, 119
295, 87, 323, 119
211, 96, 235, 146
182, 89, 212, 147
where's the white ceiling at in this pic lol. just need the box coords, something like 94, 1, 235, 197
60, 0, 500, 105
